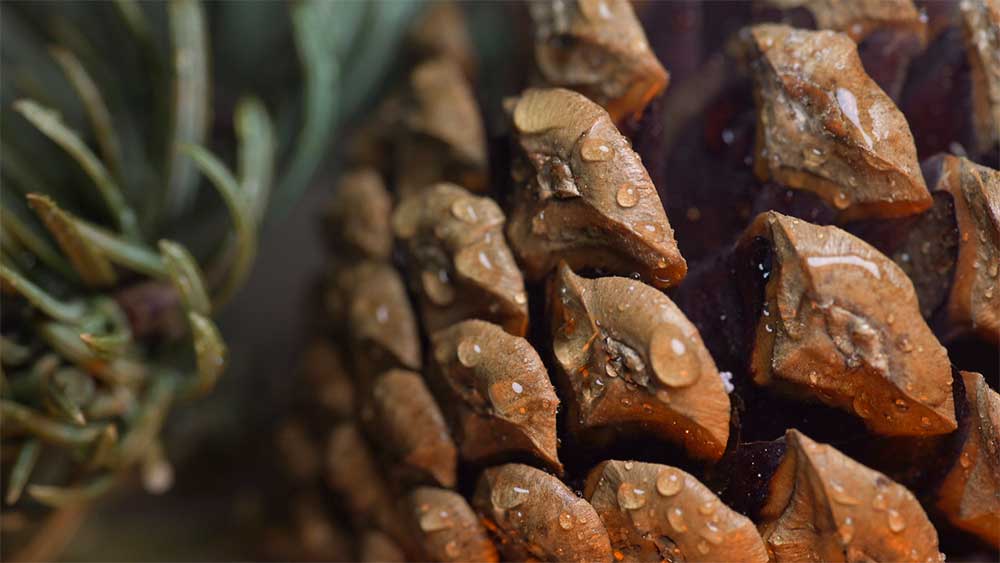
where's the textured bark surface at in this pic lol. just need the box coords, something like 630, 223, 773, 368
402, 487, 499, 562
961, 0, 1000, 155
429, 320, 562, 472
359, 530, 406, 563
743, 25, 931, 220
549, 264, 731, 461
394, 182, 528, 336
396, 57, 488, 195
585, 460, 768, 562
880, 191, 959, 321
928, 155, 1000, 343
473, 463, 613, 563
321, 168, 393, 262
759, 430, 944, 562
282, 494, 354, 562
324, 424, 405, 544
300, 339, 354, 421
754, 0, 928, 100
406, 1, 477, 79
326, 261, 421, 376
756, 0, 926, 43
507, 88, 686, 287
743, 212, 956, 436
369, 370, 457, 488
529, 0, 667, 124
935, 371, 1000, 547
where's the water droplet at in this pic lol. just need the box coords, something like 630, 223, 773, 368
897, 336, 914, 353
623, 461, 634, 470
802, 147, 826, 168
559, 512, 574, 530
419, 509, 453, 532
667, 507, 687, 532
836, 87, 873, 148
656, 468, 683, 497
838, 516, 855, 544
718, 371, 734, 393
591, 377, 606, 397
493, 485, 530, 510
959, 452, 972, 468
652, 267, 677, 285
422, 270, 455, 305
830, 480, 859, 505
873, 492, 888, 511
698, 498, 718, 516
457, 339, 482, 367
531, 211, 547, 234
617, 482, 647, 510
478, 251, 493, 270
451, 199, 479, 223
580, 136, 613, 162
650, 326, 700, 387
616, 185, 640, 208
833, 191, 850, 209
489, 380, 524, 413
887, 509, 906, 533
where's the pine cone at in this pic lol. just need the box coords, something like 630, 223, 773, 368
273, 1, 999, 561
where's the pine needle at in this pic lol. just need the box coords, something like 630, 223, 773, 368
0, 400, 105, 446
163, 0, 210, 218
158, 240, 211, 315
235, 97, 275, 224
5, 440, 41, 505
49, 46, 124, 181
25, 193, 117, 287
14, 100, 139, 241
182, 144, 256, 310
0, 206, 75, 280
27, 474, 115, 507
184, 312, 226, 399
0, 264, 86, 324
